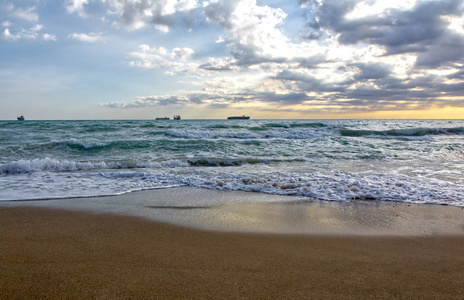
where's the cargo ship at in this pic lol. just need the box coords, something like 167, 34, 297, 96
227, 115, 250, 120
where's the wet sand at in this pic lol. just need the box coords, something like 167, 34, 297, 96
2, 187, 464, 236
1, 188, 464, 299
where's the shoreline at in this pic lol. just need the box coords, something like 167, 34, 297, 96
1, 206, 464, 299
1, 187, 463, 236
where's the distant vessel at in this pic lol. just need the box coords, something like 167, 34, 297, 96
227, 115, 250, 120
155, 117, 170, 120
174, 115, 181, 120
17, 115, 25, 121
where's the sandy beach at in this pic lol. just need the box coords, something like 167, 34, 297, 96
1, 188, 464, 299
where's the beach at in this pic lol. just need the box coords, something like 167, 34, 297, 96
1, 188, 464, 299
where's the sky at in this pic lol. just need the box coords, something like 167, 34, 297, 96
1, 0, 464, 120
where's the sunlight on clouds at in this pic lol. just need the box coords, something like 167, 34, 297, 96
228, 0, 289, 59
119, 0, 464, 117
445, 15, 464, 34
345, 0, 417, 19
129, 44, 197, 72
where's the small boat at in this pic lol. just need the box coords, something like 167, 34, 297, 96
155, 117, 170, 120
174, 115, 181, 120
227, 115, 250, 120
17, 115, 25, 121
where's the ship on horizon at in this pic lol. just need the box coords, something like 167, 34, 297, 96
17, 115, 25, 121
227, 115, 250, 120
155, 117, 170, 120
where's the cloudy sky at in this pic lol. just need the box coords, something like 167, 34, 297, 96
1, 0, 464, 119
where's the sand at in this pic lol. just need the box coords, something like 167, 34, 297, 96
1, 188, 464, 299
1, 206, 464, 299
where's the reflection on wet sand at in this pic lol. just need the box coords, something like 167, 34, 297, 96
0, 187, 463, 236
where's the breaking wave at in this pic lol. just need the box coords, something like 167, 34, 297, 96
339, 127, 464, 137
0, 158, 189, 174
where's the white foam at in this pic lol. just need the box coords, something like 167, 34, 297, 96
0, 158, 190, 174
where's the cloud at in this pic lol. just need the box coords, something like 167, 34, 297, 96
9, 5, 39, 22
65, 0, 89, 17
1, 24, 45, 40
301, 0, 464, 63
2, 28, 19, 40
65, 0, 200, 31
129, 44, 196, 72
102, 0, 464, 115
30, 24, 43, 32
43, 33, 57, 41
204, 0, 291, 67
68, 32, 103, 42
352, 63, 392, 81
415, 32, 464, 68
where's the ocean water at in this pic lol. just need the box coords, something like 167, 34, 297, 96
1, 119, 464, 206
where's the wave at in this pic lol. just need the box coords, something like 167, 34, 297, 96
64, 140, 152, 151
165, 129, 331, 140
206, 124, 243, 129
339, 126, 464, 137
263, 122, 327, 129
0, 158, 189, 174
182, 171, 464, 206
165, 129, 259, 139
81, 125, 121, 133
187, 157, 267, 167
0, 155, 306, 174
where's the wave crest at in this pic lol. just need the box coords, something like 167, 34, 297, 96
340, 127, 464, 137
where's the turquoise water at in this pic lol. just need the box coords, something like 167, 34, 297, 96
1, 119, 464, 206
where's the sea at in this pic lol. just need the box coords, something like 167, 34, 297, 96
1, 119, 464, 206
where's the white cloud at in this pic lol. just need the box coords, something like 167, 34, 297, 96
43, 33, 57, 41
10, 5, 39, 22
2, 28, 19, 40
68, 32, 103, 42
2, 21, 12, 27
65, 0, 89, 17
1, 24, 44, 40
30, 24, 44, 32
129, 44, 197, 72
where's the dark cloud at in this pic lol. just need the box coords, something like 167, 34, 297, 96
199, 62, 234, 71
207, 103, 230, 108
117, 0, 175, 28
255, 92, 311, 105
301, 0, 464, 67
204, 0, 240, 30
352, 63, 391, 81
415, 33, 464, 68
275, 70, 346, 93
